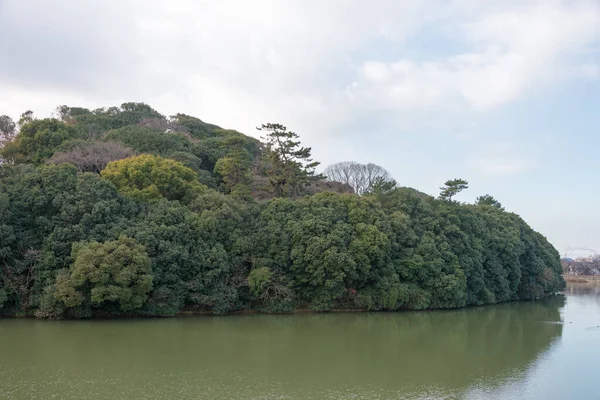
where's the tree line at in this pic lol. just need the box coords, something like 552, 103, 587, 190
0, 103, 565, 318
561, 256, 600, 276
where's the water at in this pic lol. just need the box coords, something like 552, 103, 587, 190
0, 283, 598, 399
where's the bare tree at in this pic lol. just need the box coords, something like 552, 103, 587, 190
323, 161, 360, 190
323, 161, 394, 195
362, 163, 394, 193
562, 254, 600, 276
47, 141, 135, 173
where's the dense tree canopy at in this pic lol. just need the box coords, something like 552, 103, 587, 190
101, 154, 205, 203
213, 148, 252, 196
0, 102, 564, 318
1, 119, 78, 164
476, 194, 505, 210
53, 236, 152, 314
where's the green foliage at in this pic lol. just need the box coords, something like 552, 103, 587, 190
3, 119, 79, 163
247, 265, 294, 312
170, 114, 222, 139
0, 102, 565, 319
18, 110, 34, 127
214, 149, 252, 194
166, 152, 219, 188
0, 115, 16, 148
101, 154, 205, 203
251, 192, 395, 310
191, 131, 260, 171
53, 236, 152, 313
364, 176, 398, 209
439, 178, 469, 201
168, 151, 203, 173
0, 289, 7, 309
476, 194, 505, 211
258, 123, 323, 197
124, 197, 247, 315
62, 103, 164, 138
105, 126, 191, 156
248, 267, 273, 297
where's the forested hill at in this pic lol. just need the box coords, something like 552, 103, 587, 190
0, 103, 565, 318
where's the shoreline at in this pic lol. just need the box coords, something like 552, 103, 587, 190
2, 294, 565, 320
563, 275, 600, 283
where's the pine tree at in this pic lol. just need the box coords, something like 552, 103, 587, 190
439, 178, 468, 201
257, 123, 323, 197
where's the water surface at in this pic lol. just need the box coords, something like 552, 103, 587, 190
1, 283, 599, 399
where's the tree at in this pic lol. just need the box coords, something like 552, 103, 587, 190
248, 266, 294, 311
257, 123, 323, 197
0, 115, 16, 148
0, 288, 7, 309
439, 178, 469, 201
18, 110, 34, 128
213, 149, 252, 194
47, 141, 135, 173
363, 176, 398, 208
56, 105, 72, 122
125, 197, 248, 316
55, 105, 92, 124
53, 236, 153, 312
476, 194, 504, 210
323, 161, 357, 189
323, 161, 395, 195
252, 192, 394, 311
0, 101, 566, 318
100, 154, 205, 203
8, 118, 79, 163
170, 113, 222, 139
168, 152, 203, 173
104, 126, 191, 156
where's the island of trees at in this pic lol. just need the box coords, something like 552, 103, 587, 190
0, 103, 565, 318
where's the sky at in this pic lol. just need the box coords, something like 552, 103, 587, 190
0, 0, 599, 257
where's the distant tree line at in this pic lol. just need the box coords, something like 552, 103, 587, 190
0, 103, 565, 318
562, 256, 600, 276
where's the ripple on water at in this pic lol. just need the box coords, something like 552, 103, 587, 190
0, 366, 468, 400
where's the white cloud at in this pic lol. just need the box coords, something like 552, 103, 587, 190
362, 62, 391, 83
352, 1, 600, 111
1, 0, 598, 253
0, 0, 598, 141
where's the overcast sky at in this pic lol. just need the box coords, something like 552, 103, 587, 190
1, 0, 599, 257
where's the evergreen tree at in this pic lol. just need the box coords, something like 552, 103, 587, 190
439, 178, 469, 201
257, 123, 323, 197
476, 194, 504, 210
213, 149, 252, 194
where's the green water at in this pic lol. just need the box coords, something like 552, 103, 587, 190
0, 283, 598, 399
